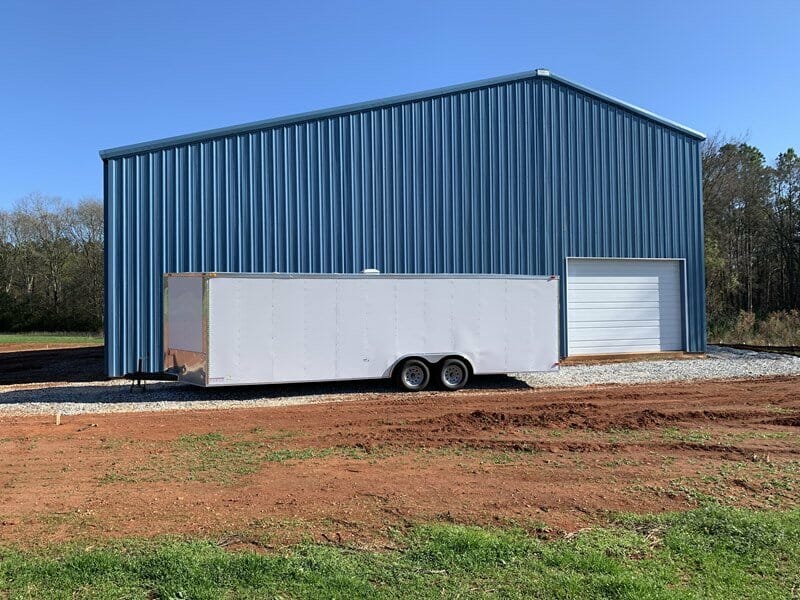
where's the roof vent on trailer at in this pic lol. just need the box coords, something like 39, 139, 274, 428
362, 268, 381, 274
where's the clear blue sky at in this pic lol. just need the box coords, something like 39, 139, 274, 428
1, 0, 797, 209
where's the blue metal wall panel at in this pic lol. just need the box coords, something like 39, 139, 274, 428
104, 75, 705, 376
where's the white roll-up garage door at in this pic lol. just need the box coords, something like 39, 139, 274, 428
566, 259, 684, 355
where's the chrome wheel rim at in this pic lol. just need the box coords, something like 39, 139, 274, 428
443, 364, 464, 387
403, 365, 425, 388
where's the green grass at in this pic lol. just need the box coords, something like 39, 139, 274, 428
1, 507, 798, 598
0, 332, 103, 345
662, 427, 713, 444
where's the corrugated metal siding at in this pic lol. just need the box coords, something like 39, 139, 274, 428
104, 76, 705, 376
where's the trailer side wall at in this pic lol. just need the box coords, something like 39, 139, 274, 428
197, 275, 558, 386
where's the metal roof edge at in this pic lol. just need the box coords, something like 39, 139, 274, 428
544, 72, 706, 141
99, 68, 705, 159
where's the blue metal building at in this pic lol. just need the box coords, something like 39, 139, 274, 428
101, 68, 706, 377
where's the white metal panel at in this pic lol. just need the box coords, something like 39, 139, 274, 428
362, 279, 399, 378
395, 279, 427, 362
512, 278, 561, 371
208, 277, 269, 384
335, 279, 369, 379
567, 259, 683, 355
451, 280, 480, 360
304, 279, 338, 378
166, 276, 203, 352
272, 278, 308, 381
193, 274, 560, 386
477, 279, 508, 372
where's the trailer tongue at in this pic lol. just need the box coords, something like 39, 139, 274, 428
163, 273, 559, 390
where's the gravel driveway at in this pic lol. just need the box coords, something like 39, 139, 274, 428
516, 345, 800, 387
0, 345, 798, 416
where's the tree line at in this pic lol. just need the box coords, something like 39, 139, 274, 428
0, 137, 798, 342
0, 193, 103, 332
703, 137, 800, 343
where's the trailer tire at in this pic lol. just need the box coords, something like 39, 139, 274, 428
397, 358, 431, 391
439, 357, 469, 390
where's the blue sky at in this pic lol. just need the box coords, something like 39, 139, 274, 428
0, 0, 797, 209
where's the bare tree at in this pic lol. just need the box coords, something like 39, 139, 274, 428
0, 194, 103, 332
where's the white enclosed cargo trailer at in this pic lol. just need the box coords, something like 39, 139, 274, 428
163, 273, 559, 390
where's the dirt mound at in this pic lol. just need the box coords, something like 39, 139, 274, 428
392, 405, 774, 441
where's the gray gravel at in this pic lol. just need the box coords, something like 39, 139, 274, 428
1, 345, 798, 417
514, 345, 800, 388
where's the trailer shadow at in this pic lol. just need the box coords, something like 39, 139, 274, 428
0, 374, 530, 411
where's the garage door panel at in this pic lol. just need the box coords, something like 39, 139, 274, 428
570, 322, 683, 334
569, 318, 662, 329
569, 298, 661, 309
569, 286, 665, 298
569, 262, 678, 277
569, 285, 669, 298
567, 259, 683, 355
572, 337, 663, 348
568, 277, 663, 287
568, 306, 662, 322
569, 326, 663, 342
569, 289, 662, 301
568, 285, 661, 294
571, 341, 673, 353
568, 282, 663, 290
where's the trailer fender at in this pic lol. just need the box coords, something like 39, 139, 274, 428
385, 353, 475, 380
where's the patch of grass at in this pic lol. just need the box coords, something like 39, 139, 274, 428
603, 428, 654, 444
176, 432, 227, 448
720, 430, 794, 442
33, 510, 99, 538
98, 433, 377, 485
418, 445, 540, 465
97, 433, 263, 485
1, 507, 798, 598
172, 435, 266, 482
602, 457, 644, 468
97, 472, 135, 485
663, 427, 713, 444
99, 436, 549, 486
0, 332, 103, 345
263, 448, 330, 463
640, 457, 800, 509
249, 427, 299, 440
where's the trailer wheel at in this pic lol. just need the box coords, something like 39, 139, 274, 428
398, 358, 431, 391
439, 358, 469, 390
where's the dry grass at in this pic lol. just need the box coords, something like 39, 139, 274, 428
710, 309, 800, 346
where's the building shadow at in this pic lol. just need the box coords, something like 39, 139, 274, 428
0, 346, 105, 385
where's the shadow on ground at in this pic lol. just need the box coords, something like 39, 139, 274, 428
0, 344, 529, 408
0, 346, 105, 385
0, 375, 529, 408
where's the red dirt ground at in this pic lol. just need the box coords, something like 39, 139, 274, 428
0, 377, 798, 547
